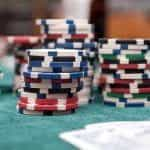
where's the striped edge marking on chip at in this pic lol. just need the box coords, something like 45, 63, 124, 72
19, 96, 78, 105
103, 95, 149, 108
28, 66, 88, 73
6, 36, 40, 44
101, 64, 150, 70
99, 38, 150, 45
29, 56, 86, 63
105, 86, 150, 94
23, 71, 88, 79
17, 106, 75, 115
99, 59, 149, 64
99, 76, 150, 84
23, 77, 82, 84
36, 19, 88, 25
40, 23, 92, 30
99, 44, 150, 50
28, 61, 88, 68
22, 86, 82, 94
17, 101, 78, 111
101, 69, 150, 75
43, 33, 94, 40
103, 91, 150, 99
100, 54, 149, 60
103, 92, 150, 102
101, 82, 150, 89
27, 49, 87, 57
20, 91, 76, 99
98, 49, 147, 55
101, 72, 150, 79
29, 55, 88, 62
43, 38, 95, 43
21, 81, 83, 89
44, 42, 97, 49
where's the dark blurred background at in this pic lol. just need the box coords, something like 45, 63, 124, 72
0, 0, 150, 37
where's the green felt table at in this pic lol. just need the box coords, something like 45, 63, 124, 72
1, 63, 150, 150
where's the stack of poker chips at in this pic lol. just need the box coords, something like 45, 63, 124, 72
36, 19, 97, 106
99, 38, 150, 107
17, 49, 89, 115
6, 36, 40, 92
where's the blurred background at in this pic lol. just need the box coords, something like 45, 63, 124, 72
0, 0, 150, 90
0, 0, 150, 37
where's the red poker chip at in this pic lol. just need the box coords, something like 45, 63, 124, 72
6, 36, 40, 44
105, 87, 150, 94
99, 76, 150, 84
18, 101, 78, 111
101, 63, 150, 70
19, 96, 78, 105
24, 77, 81, 84
43, 33, 94, 40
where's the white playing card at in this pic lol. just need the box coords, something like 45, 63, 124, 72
60, 121, 150, 150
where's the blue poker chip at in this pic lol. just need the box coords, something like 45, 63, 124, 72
28, 66, 89, 73
104, 101, 145, 107
23, 71, 89, 79
43, 42, 97, 49
29, 61, 88, 68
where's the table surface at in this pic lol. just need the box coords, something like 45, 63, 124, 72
1, 62, 150, 150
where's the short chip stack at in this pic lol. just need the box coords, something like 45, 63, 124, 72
99, 38, 150, 107
36, 19, 97, 106
6, 36, 40, 92
17, 49, 89, 115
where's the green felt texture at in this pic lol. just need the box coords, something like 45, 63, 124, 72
1, 94, 150, 150
1, 60, 150, 150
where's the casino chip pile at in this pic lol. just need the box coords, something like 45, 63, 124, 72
36, 19, 97, 106
17, 49, 89, 115
6, 36, 40, 91
99, 39, 150, 107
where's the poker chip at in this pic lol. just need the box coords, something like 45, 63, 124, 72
99, 38, 150, 45
43, 41, 97, 49
17, 18, 96, 115
22, 81, 83, 89
100, 59, 149, 64
104, 92, 150, 99
23, 71, 90, 79
99, 38, 150, 107
42, 33, 94, 40
28, 66, 89, 73
29, 55, 88, 62
99, 48, 147, 55
36, 19, 88, 25
99, 43, 150, 50
28, 49, 87, 57
18, 101, 78, 111
17, 107, 75, 116
11, 36, 40, 91
20, 91, 75, 99
105, 86, 150, 94
101, 63, 150, 70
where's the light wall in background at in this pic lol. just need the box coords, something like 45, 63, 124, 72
62, 0, 91, 19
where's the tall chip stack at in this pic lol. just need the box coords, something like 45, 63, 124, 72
36, 19, 97, 106
6, 36, 40, 92
16, 19, 95, 115
17, 49, 89, 115
99, 38, 150, 107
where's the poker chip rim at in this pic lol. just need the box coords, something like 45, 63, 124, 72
18, 101, 78, 111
